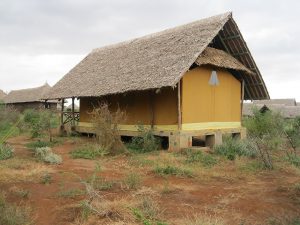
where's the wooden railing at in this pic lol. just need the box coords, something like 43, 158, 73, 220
63, 112, 80, 124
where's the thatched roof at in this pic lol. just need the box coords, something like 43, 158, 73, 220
0, 90, 6, 101
243, 102, 300, 119
195, 47, 254, 75
45, 12, 269, 100
4, 83, 53, 104
253, 99, 296, 106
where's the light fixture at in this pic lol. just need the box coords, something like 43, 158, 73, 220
209, 70, 219, 86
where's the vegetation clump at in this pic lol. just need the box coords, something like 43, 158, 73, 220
91, 103, 126, 154
23, 109, 58, 141
70, 143, 108, 159
154, 165, 193, 177
0, 143, 14, 160
128, 125, 161, 153
183, 149, 217, 167
0, 192, 33, 225
244, 109, 300, 169
34, 147, 62, 164
214, 136, 257, 160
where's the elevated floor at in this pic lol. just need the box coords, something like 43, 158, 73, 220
75, 122, 246, 151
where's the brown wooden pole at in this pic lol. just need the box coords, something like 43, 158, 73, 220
241, 79, 245, 120
60, 98, 64, 126
177, 80, 182, 130
149, 91, 154, 129
71, 97, 75, 127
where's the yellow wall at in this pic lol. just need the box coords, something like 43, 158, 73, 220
182, 66, 241, 124
79, 66, 241, 130
79, 87, 178, 125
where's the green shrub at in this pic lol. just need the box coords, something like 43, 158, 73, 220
183, 149, 217, 167
0, 106, 21, 142
214, 136, 257, 160
128, 125, 161, 153
70, 143, 108, 159
286, 154, 300, 167
154, 165, 193, 177
0, 192, 33, 225
23, 109, 57, 141
285, 117, 300, 149
34, 147, 62, 164
26, 140, 53, 150
243, 109, 286, 169
0, 144, 14, 160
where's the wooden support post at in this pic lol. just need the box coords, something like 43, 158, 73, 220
60, 98, 64, 126
71, 97, 75, 128
241, 80, 245, 119
177, 81, 182, 130
60, 98, 66, 136
149, 91, 154, 129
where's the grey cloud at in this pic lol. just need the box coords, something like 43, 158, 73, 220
0, 0, 299, 100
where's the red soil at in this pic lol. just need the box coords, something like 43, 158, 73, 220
2, 135, 300, 225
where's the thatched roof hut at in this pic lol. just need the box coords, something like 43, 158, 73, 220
253, 99, 296, 106
0, 90, 6, 101
4, 83, 52, 104
4, 83, 57, 112
45, 12, 269, 101
243, 101, 300, 119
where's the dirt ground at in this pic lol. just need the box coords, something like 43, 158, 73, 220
1, 135, 300, 225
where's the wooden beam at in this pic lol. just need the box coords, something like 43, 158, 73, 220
241, 80, 245, 119
222, 34, 241, 41
149, 91, 154, 129
71, 97, 75, 128
60, 98, 64, 126
177, 80, 182, 130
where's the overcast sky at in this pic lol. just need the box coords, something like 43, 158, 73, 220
0, 0, 299, 101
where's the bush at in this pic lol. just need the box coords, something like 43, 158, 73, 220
128, 125, 161, 153
26, 140, 53, 150
0, 144, 14, 160
286, 154, 300, 167
0, 192, 33, 225
243, 109, 286, 169
34, 147, 62, 164
91, 103, 126, 154
214, 136, 257, 160
183, 149, 217, 167
70, 143, 108, 159
124, 172, 142, 189
23, 109, 57, 141
285, 117, 300, 150
154, 165, 193, 177
0, 105, 21, 142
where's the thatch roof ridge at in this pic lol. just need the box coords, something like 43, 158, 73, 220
92, 12, 232, 54
45, 12, 268, 100
4, 83, 52, 104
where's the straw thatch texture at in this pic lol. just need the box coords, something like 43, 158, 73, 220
4, 83, 52, 104
0, 90, 6, 101
243, 102, 300, 119
195, 47, 254, 74
253, 99, 296, 106
45, 12, 269, 100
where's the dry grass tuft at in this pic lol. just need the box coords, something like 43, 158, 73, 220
0, 157, 53, 183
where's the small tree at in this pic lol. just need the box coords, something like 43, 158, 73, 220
90, 103, 126, 154
244, 108, 286, 169
23, 109, 55, 142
